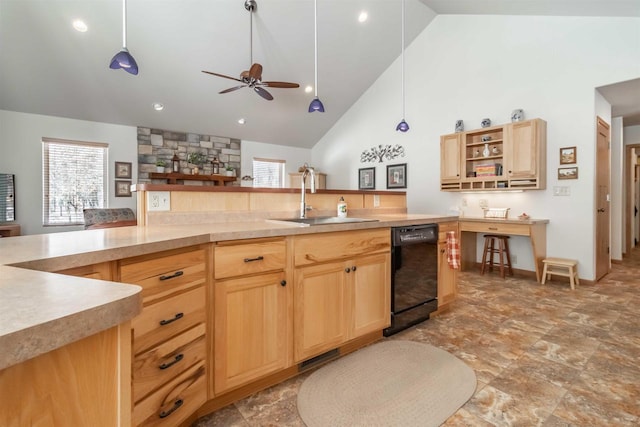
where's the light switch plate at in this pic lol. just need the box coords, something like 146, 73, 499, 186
553, 186, 570, 196
148, 191, 170, 211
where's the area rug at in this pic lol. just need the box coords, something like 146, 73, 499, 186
297, 340, 476, 427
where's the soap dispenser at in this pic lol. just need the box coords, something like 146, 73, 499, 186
337, 197, 347, 218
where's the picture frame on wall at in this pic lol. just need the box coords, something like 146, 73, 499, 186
115, 180, 132, 197
558, 167, 578, 180
115, 161, 132, 179
560, 146, 576, 164
386, 163, 407, 189
358, 167, 375, 190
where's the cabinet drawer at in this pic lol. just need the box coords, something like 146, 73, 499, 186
120, 248, 207, 305
133, 324, 206, 403
132, 286, 206, 354
459, 221, 528, 236
133, 361, 206, 427
215, 239, 286, 279
438, 222, 459, 241
294, 229, 390, 267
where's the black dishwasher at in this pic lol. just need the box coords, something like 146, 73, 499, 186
384, 224, 438, 336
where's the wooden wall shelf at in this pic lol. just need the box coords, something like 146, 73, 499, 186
149, 172, 236, 186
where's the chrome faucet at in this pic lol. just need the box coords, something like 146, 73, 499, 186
300, 163, 316, 218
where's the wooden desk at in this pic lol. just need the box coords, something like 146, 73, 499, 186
459, 218, 548, 282
0, 223, 20, 237
149, 172, 236, 186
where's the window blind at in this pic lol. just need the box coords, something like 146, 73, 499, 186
252, 157, 285, 188
42, 138, 108, 226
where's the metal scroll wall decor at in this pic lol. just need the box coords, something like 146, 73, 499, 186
360, 144, 405, 163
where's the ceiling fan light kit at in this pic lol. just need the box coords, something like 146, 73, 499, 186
396, 0, 408, 132
109, 0, 138, 75
308, 0, 325, 113
201, 0, 299, 101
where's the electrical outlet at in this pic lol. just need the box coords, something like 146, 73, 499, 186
461, 198, 468, 207
511, 254, 517, 264
373, 194, 380, 208
479, 199, 488, 208
148, 191, 170, 211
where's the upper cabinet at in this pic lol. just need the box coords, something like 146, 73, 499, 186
440, 118, 546, 192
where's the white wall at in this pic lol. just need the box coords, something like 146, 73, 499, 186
241, 140, 312, 188
312, 15, 640, 280
625, 125, 640, 144
0, 110, 137, 235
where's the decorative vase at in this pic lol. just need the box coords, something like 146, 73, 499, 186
156, 166, 165, 173
225, 170, 234, 177
455, 120, 464, 133
481, 118, 491, 128
483, 143, 490, 157
511, 109, 524, 122
192, 166, 200, 175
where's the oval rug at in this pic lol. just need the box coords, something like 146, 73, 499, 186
297, 340, 476, 427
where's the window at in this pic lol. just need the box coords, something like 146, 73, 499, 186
252, 157, 285, 188
42, 138, 108, 226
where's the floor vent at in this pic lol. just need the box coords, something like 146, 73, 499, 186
299, 348, 339, 372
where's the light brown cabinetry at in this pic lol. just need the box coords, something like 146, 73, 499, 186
440, 118, 546, 191
436, 222, 459, 311
293, 229, 390, 362
56, 261, 114, 280
213, 238, 291, 394
118, 245, 209, 427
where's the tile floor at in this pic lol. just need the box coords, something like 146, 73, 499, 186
194, 251, 640, 426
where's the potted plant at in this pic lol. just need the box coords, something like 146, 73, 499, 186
155, 159, 167, 173
225, 165, 235, 177
187, 152, 207, 175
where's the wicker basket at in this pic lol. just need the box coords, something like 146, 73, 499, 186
483, 208, 510, 219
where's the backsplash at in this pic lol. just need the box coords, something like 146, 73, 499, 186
137, 127, 241, 183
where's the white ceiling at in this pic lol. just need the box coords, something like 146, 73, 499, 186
1, 0, 639, 148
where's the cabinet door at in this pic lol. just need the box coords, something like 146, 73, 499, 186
349, 253, 390, 339
505, 119, 539, 179
437, 241, 457, 310
294, 262, 348, 362
214, 271, 289, 393
440, 133, 461, 181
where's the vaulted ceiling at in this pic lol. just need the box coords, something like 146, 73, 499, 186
1, 0, 638, 148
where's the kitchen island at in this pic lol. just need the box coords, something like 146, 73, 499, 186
0, 212, 457, 426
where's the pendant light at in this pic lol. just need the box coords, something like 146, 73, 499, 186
396, 0, 409, 132
109, 0, 138, 75
308, 0, 325, 112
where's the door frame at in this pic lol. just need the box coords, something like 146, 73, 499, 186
624, 143, 640, 255
595, 116, 611, 281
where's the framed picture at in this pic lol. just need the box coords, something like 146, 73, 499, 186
115, 180, 132, 197
558, 167, 578, 180
358, 167, 375, 190
386, 163, 407, 189
560, 147, 576, 165
115, 161, 132, 179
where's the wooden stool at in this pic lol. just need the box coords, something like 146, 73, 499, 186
541, 258, 579, 290
481, 234, 513, 278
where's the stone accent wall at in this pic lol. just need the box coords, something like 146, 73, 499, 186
137, 127, 241, 184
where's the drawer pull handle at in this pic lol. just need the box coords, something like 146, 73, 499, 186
159, 399, 183, 419
159, 353, 184, 370
345, 267, 351, 273
244, 256, 264, 263
488, 227, 498, 230
280, 280, 287, 287
352, 266, 357, 271
159, 271, 184, 281
159, 312, 184, 326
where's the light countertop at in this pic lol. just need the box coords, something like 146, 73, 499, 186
0, 213, 456, 370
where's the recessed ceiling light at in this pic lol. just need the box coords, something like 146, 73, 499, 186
73, 19, 88, 32
358, 11, 368, 23
238, 118, 246, 125
304, 85, 313, 93
152, 102, 164, 111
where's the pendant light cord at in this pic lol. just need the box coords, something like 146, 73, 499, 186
122, 0, 127, 48
249, 5, 253, 65
313, 0, 319, 97
401, 0, 405, 119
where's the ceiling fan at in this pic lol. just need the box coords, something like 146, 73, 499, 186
201, 0, 299, 101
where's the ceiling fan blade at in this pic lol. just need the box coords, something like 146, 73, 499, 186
262, 81, 300, 89
254, 86, 274, 101
219, 85, 247, 94
201, 70, 243, 83
249, 63, 263, 81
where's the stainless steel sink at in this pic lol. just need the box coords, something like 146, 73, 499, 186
271, 216, 379, 226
